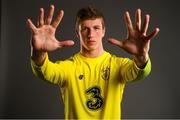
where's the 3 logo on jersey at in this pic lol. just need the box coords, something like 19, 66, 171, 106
78, 66, 110, 111
85, 86, 103, 111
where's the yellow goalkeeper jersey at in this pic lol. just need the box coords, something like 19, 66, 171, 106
31, 51, 151, 119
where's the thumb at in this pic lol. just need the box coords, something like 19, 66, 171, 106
108, 38, 123, 48
58, 40, 75, 48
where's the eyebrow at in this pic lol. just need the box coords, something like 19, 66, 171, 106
81, 24, 102, 28
94, 25, 101, 27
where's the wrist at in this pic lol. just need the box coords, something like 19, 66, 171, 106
31, 49, 47, 66
133, 54, 149, 69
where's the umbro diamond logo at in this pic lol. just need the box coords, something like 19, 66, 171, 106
79, 75, 84, 80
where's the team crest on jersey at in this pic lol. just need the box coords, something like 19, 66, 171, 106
101, 66, 110, 80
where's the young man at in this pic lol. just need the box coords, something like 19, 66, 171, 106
27, 5, 159, 119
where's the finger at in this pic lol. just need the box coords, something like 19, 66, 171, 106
58, 40, 75, 48
124, 11, 134, 32
142, 14, 150, 35
27, 19, 37, 33
45, 5, 55, 25
52, 10, 64, 28
38, 8, 44, 27
108, 38, 123, 48
145, 28, 160, 41
135, 9, 141, 31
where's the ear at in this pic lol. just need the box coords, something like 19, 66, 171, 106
102, 27, 106, 37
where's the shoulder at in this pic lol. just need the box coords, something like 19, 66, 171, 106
107, 52, 131, 64
54, 53, 81, 66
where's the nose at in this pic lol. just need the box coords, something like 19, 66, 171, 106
88, 29, 94, 38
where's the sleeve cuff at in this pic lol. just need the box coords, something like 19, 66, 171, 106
133, 57, 151, 80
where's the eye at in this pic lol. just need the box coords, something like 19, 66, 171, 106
81, 27, 88, 32
94, 26, 101, 30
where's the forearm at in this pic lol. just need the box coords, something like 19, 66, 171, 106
120, 56, 151, 82
31, 53, 62, 84
31, 48, 47, 66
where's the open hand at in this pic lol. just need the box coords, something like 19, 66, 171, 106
108, 9, 159, 59
27, 5, 74, 52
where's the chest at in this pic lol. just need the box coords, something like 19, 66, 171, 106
75, 62, 110, 84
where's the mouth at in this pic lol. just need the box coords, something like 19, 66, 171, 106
87, 40, 96, 45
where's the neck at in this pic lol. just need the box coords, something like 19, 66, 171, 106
80, 47, 104, 58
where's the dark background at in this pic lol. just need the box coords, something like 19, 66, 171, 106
1, 0, 180, 119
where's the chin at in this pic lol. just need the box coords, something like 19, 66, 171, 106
87, 46, 98, 51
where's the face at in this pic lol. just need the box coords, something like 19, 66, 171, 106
77, 18, 105, 52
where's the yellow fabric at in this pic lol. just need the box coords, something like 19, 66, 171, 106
31, 51, 151, 119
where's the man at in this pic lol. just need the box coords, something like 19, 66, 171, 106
27, 4, 159, 119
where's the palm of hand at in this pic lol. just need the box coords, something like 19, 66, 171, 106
122, 30, 150, 56
27, 5, 74, 52
32, 25, 58, 51
108, 9, 159, 57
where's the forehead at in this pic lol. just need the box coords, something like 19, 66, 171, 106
79, 18, 103, 27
